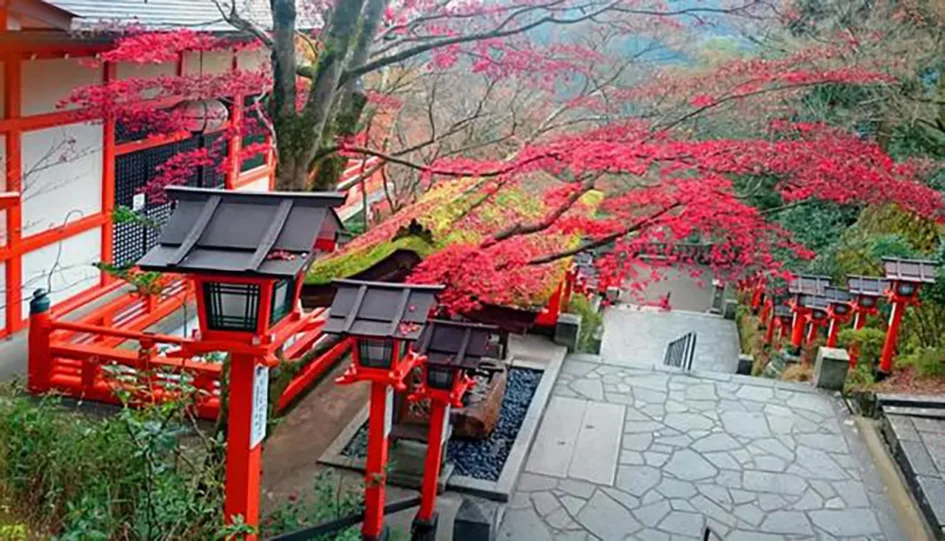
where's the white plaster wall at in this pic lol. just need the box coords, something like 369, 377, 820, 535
237, 49, 270, 73
237, 176, 270, 192
21, 227, 101, 319
183, 51, 233, 76
0, 262, 6, 330
21, 123, 103, 236
21, 58, 101, 116
117, 61, 177, 81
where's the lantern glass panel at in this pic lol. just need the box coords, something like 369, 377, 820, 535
269, 277, 295, 326
426, 365, 455, 390
357, 339, 393, 369
204, 282, 260, 332
897, 282, 917, 297
860, 296, 876, 308
835, 304, 850, 315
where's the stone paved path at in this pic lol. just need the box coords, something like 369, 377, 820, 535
600, 306, 740, 373
498, 357, 907, 540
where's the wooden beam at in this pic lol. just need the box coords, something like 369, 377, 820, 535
5, 57, 23, 334
101, 61, 115, 284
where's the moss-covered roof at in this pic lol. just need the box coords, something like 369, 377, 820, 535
307, 178, 602, 309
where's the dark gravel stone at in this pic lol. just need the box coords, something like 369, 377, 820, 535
340, 368, 543, 483
447, 368, 541, 481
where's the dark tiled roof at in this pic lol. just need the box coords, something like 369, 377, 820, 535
797, 294, 829, 310
824, 286, 851, 305
138, 187, 344, 278
846, 275, 888, 296
882, 257, 937, 284
322, 280, 444, 341
788, 275, 831, 296
416, 320, 499, 369
45, 0, 322, 32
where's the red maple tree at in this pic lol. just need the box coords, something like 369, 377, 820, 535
62, 1, 945, 310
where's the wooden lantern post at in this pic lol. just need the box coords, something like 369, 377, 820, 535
878, 258, 937, 377
767, 305, 792, 344
750, 276, 765, 314
803, 295, 829, 345
845, 275, 886, 368
137, 187, 345, 538
824, 287, 853, 348
759, 294, 774, 328
322, 280, 444, 541
786, 275, 831, 353
408, 320, 502, 540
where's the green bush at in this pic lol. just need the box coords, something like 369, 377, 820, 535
735, 306, 756, 355
261, 470, 362, 540
844, 358, 876, 393
898, 347, 945, 379
567, 295, 603, 353
837, 327, 887, 368
0, 382, 229, 539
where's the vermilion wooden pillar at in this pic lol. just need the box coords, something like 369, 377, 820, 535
759, 296, 773, 328
363, 381, 393, 540
790, 309, 807, 351
879, 301, 904, 375
417, 401, 448, 522
848, 310, 867, 367
27, 290, 52, 393
826, 318, 841, 347
764, 308, 777, 344
224, 352, 263, 538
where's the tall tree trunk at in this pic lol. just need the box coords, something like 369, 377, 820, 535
296, 0, 365, 191
309, 0, 388, 191
270, 0, 304, 191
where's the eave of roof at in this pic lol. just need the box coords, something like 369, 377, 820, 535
30, 0, 321, 33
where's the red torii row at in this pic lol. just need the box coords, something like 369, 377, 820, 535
751, 257, 937, 377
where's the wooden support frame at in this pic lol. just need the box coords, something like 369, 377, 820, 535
0, 47, 276, 339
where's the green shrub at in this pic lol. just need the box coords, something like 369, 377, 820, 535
567, 295, 603, 353
0, 382, 228, 539
736, 307, 757, 355
845, 359, 877, 393
838, 327, 887, 368
261, 470, 362, 540
898, 347, 945, 379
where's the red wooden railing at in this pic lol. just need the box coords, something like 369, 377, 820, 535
29, 281, 352, 419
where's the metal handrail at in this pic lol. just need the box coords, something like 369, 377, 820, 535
663, 331, 697, 371
266, 496, 421, 541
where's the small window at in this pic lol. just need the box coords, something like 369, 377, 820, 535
357, 339, 393, 369
204, 282, 260, 332
269, 278, 295, 325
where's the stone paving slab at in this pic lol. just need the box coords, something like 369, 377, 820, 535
600, 307, 740, 373
527, 397, 587, 478
567, 401, 625, 485
500, 358, 908, 540
883, 412, 945, 538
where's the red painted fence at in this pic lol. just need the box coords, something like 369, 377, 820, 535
29, 279, 352, 419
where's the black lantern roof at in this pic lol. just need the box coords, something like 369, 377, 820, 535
774, 305, 792, 318
323, 280, 443, 341
824, 286, 851, 306
882, 257, 937, 284
416, 320, 499, 369
799, 294, 829, 310
846, 275, 887, 297
788, 275, 831, 296
138, 187, 345, 278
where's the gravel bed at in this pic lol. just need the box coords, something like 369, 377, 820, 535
341, 367, 542, 481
